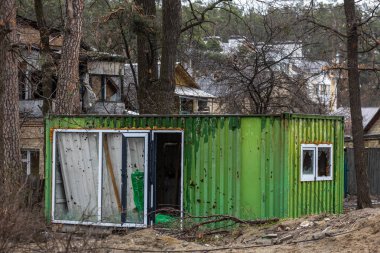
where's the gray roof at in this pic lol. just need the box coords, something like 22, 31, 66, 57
332, 107, 380, 129
175, 86, 216, 99
362, 107, 380, 128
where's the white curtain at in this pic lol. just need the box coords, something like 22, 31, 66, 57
56, 132, 99, 221
55, 132, 145, 224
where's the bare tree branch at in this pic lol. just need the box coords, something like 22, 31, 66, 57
181, 0, 232, 33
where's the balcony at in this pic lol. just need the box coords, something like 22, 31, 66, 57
89, 101, 125, 114
19, 99, 43, 118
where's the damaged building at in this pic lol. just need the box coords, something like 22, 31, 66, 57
44, 114, 344, 227
124, 63, 216, 114
18, 16, 215, 181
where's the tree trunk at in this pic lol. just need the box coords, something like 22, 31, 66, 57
344, 0, 372, 208
0, 0, 22, 192
55, 0, 84, 114
159, 0, 181, 114
34, 0, 56, 115
134, 0, 159, 114
104, 0, 138, 109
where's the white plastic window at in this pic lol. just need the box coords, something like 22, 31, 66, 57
317, 144, 333, 181
301, 145, 316, 181
21, 149, 39, 176
52, 130, 149, 227
301, 144, 333, 182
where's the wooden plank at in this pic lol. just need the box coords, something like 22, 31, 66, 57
103, 135, 122, 212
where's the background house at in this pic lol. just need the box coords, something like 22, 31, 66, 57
333, 107, 380, 148
124, 63, 216, 114
192, 39, 339, 114
17, 16, 126, 179
340, 107, 380, 195
18, 16, 216, 179
17, 16, 126, 117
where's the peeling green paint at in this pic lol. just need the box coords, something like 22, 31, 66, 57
44, 114, 344, 223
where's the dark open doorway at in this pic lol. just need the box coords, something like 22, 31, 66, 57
154, 132, 182, 213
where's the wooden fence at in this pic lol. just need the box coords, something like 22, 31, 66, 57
346, 148, 380, 195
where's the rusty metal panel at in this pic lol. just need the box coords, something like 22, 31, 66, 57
285, 114, 345, 217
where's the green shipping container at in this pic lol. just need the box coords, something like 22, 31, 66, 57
44, 113, 344, 227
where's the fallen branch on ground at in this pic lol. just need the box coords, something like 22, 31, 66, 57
152, 208, 279, 240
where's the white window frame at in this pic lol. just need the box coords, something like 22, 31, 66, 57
22, 149, 39, 176
316, 144, 333, 181
300, 144, 316, 182
300, 144, 333, 182
52, 129, 149, 228
21, 150, 32, 175
51, 129, 184, 228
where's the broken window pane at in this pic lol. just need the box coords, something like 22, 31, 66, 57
198, 100, 209, 112
318, 147, 331, 177
302, 149, 314, 176
21, 150, 39, 176
101, 133, 122, 223
105, 77, 120, 101
30, 70, 43, 99
21, 150, 28, 160
91, 75, 103, 100
30, 150, 40, 176
123, 137, 145, 224
90, 75, 121, 102
101, 134, 145, 224
180, 98, 194, 113
54, 132, 99, 222
18, 62, 28, 100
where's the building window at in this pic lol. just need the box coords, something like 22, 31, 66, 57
90, 75, 121, 102
18, 61, 44, 100
19, 62, 28, 100
179, 97, 194, 114
21, 150, 40, 176
301, 145, 316, 181
300, 144, 333, 181
198, 99, 209, 112
317, 145, 333, 180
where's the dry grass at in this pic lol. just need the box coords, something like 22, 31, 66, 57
0, 189, 103, 253
0, 189, 46, 252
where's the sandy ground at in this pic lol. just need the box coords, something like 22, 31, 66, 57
20, 198, 380, 252
100, 208, 380, 253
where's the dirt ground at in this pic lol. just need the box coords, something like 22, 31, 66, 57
22, 198, 380, 252
85, 197, 380, 253
101, 209, 380, 252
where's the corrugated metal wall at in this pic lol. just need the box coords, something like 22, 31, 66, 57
184, 117, 241, 218
346, 148, 380, 195
44, 114, 344, 222
285, 115, 344, 217
240, 117, 287, 219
